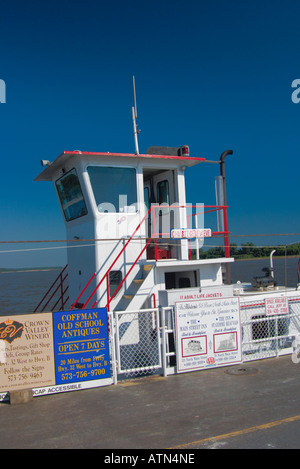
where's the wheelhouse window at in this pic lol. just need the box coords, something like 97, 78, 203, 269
87, 166, 137, 213
157, 179, 170, 216
55, 169, 88, 222
144, 186, 150, 211
157, 180, 169, 205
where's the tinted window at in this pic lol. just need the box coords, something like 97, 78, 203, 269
144, 186, 150, 211
157, 180, 169, 205
87, 166, 137, 213
55, 169, 88, 222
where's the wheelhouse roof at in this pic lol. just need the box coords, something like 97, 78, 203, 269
34, 150, 206, 181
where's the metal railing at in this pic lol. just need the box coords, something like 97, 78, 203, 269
70, 204, 229, 311
71, 205, 154, 311
240, 296, 300, 361
34, 264, 69, 312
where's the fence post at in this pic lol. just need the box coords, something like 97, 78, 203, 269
153, 206, 158, 262
161, 307, 167, 377
109, 310, 118, 385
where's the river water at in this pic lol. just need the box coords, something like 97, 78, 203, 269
0, 257, 299, 316
230, 257, 299, 287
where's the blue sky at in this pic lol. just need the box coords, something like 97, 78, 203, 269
0, 0, 300, 267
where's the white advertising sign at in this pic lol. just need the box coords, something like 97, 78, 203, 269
265, 296, 289, 316
175, 297, 242, 373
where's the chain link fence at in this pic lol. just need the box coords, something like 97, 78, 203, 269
240, 296, 300, 361
114, 308, 161, 378
112, 294, 300, 381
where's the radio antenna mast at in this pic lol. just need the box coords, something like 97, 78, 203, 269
131, 76, 140, 154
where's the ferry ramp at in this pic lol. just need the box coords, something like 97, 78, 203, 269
1, 355, 300, 449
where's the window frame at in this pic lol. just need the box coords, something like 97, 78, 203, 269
157, 179, 170, 205
55, 168, 88, 222
157, 179, 170, 216
86, 165, 138, 214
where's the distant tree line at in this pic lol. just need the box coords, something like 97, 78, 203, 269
197, 242, 300, 259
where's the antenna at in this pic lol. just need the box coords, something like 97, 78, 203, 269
133, 75, 138, 120
132, 75, 140, 154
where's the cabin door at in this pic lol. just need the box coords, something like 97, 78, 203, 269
153, 170, 176, 237
152, 170, 176, 207
152, 170, 178, 258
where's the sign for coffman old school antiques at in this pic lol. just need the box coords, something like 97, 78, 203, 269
52, 308, 111, 386
0, 308, 112, 399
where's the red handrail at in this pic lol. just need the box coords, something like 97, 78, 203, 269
186, 205, 230, 258
104, 236, 153, 311
70, 272, 97, 310
223, 205, 230, 258
34, 264, 69, 312
80, 206, 153, 310
72, 204, 230, 311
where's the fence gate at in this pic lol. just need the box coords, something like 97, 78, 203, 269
114, 308, 162, 378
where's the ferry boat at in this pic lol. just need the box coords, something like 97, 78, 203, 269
33, 85, 300, 378
34, 143, 300, 377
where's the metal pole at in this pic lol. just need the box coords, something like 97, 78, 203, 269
223, 206, 230, 258
132, 76, 139, 155
132, 106, 139, 155
109, 310, 118, 385
270, 249, 276, 278
60, 272, 64, 310
219, 150, 233, 284
219, 150, 233, 207
161, 307, 167, 378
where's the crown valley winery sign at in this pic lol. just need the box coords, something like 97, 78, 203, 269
0, 308, 112, 401
0, 313, 55, 393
